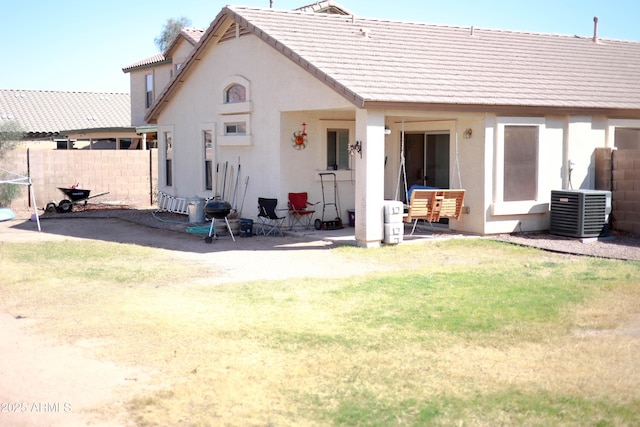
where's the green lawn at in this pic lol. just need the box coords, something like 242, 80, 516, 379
1, 238, 639, 426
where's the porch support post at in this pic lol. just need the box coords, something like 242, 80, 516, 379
354, 108, 385, 248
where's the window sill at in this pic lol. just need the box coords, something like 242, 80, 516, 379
219, 101, 252, 115
218, 135, 252, 146
491, 201, 549, 216
315, 170, 355, 181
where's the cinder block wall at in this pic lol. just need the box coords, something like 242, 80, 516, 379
6, 148, 158, 210
599, 148, 640, 235
594, 148, 612, 192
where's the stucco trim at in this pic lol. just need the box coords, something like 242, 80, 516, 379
491, 201, 549, 216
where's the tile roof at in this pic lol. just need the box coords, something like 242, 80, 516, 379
122, 53, 167, 72
147, 5, 640, 121
294, 1, 353, 15
122, 28, 205, 72
0, 89, 131, 135
178, 27, 205, 46
226, 6, 640, 110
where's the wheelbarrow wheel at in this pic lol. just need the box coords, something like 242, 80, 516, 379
58, 199, 73, 213
314, 218, 322, 230
204, 236, 213, 244
45, 202, 57, 213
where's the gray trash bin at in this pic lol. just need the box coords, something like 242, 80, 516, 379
188, 197, 206, 223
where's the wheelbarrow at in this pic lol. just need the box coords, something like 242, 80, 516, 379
45, 187, 110, 213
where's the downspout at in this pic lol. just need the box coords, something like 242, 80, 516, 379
149, 145, 154, 206
562, 115, 570, 189
27, 148, 31, 208
453, 119, 462, 189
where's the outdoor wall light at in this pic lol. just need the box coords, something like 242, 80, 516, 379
384, 126, 391, 135
463, 128, 473, 139
349, 140, 362, 158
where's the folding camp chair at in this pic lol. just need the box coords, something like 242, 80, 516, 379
287, 192, 318, 230
257, 197, 286, 236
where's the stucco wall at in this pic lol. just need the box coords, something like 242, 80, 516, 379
5, 148, 157, 210
155, 33, 355, 221
129, 63, 173, 126
480, 115, 607, 235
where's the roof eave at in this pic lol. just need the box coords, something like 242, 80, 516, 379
363, 100, 640, 119
122, 58, 172, 74
60, 127, 138, 137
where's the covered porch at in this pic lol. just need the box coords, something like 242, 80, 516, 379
279, 108, 478, 248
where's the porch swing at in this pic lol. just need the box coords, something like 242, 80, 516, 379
395, 120, 466, 235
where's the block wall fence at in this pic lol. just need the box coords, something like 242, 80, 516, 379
6, 148, 158, 210
596, 148, 640, 236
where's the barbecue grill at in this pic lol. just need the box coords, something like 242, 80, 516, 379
204, 199, 235, 243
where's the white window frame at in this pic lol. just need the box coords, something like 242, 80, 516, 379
201, 124, 215, 191
317, 120, 356, 181
218, 114, 251, 146
326, 128, 350, 170
159, 127, 174, 188
224, 122, 247, 135
145, 74, 153, 109
609, 119, 640, 150
492, 117, 548, 216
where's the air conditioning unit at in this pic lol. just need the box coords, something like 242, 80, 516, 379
549, 190, 611, 238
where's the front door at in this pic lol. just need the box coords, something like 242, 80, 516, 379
405, 132, 450, 194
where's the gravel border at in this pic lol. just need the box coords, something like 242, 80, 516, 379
493, 231, 640, 261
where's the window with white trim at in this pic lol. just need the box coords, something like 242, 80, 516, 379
614, 128, 640, 150
164, 131, 173, 187
327, 129, 350, 170
224, 122, 247, 135
503, 125, 538, 201
225, 84, 246, 103
203, 130, 213, 190
145, 74, 153, 109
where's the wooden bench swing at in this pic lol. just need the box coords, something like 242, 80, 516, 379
403, 189, 466, 235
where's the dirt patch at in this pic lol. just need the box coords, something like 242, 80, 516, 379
1, 206, 639, 426
0, 314, 147, 427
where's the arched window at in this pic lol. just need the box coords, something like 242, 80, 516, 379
225, 84, 246, 103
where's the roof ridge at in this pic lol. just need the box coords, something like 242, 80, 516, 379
228, 5, 640, 43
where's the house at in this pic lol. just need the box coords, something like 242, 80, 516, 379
123, 27, 205, 130
0, 89, 135, 149
120, 2, 352, 142
141, 3, 640, 247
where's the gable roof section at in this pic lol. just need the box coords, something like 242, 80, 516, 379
0, 89, 131, 137
162, 27, 205, 58
294, 1, 353, 15
146, 6, 640, 121
122, 28, 205, 73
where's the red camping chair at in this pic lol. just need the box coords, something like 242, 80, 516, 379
288, 192, 318, 230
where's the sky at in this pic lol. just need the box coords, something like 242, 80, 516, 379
1, 0, 638, 94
